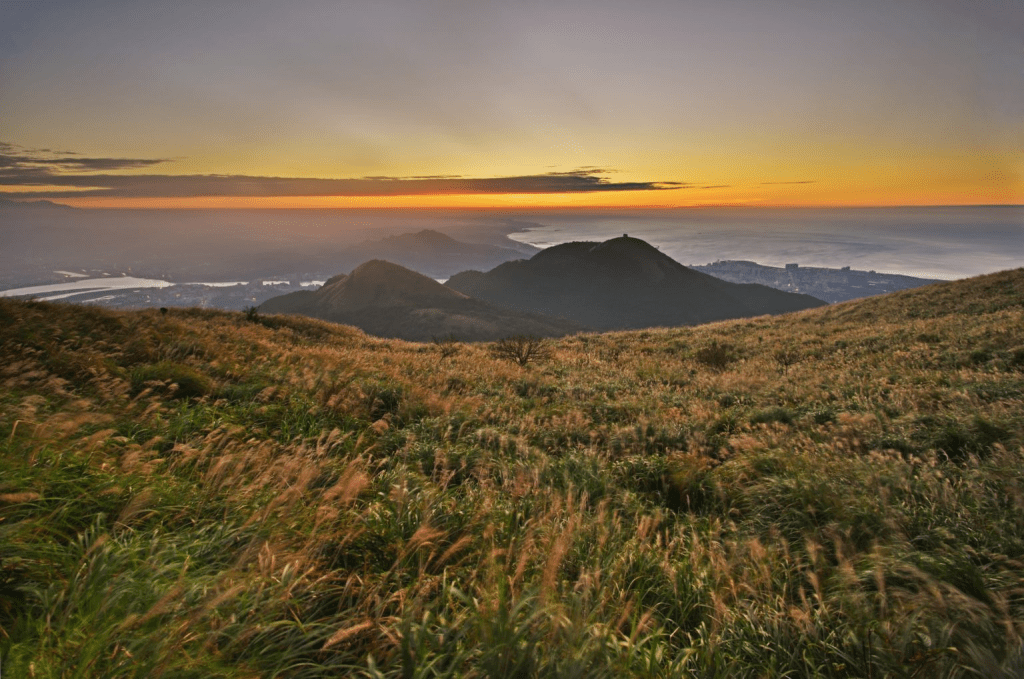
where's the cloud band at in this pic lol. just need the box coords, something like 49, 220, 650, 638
1, 142, 686, 199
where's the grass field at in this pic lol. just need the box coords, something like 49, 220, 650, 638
2, 268, 1023, 677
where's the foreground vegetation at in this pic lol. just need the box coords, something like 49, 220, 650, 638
2, 268, 1023, 678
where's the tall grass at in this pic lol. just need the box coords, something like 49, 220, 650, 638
1, 269, 1023, 677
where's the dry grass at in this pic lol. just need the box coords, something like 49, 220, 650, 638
1, 268, 1023, 677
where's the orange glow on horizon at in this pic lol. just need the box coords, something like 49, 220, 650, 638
52, 187, 1017, 210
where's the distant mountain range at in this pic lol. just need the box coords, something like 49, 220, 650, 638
446, 236, 826, 331
0, 198, 76, 210
258, 259, 583, 341
327, 229, 536, 280
261, 236, 826, 340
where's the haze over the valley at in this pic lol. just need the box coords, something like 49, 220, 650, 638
1, 0, 1021, 320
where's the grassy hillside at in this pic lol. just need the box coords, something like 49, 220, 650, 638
2, 269, 1023, 678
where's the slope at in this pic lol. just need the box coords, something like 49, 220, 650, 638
1, 267, 1022, 677
331, 229, 531, 279
259, 259, 583, 341
446, 235, 826, 330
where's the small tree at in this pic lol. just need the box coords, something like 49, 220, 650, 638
492, 335, 549, 367
773, 347, 801, 374
432, 334, 461, 361
244, 305, 260, 323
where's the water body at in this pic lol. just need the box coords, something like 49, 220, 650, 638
0, 278, 333, 300
506, 206, 1024, 280
0, 276, 175, 300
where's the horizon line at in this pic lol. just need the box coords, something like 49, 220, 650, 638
6, 199, 1022, 211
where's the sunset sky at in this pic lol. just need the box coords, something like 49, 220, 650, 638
1, 0, 1021, 209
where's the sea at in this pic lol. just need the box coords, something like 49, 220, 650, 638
504, 206, 1024, 281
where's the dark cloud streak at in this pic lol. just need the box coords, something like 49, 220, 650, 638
0, 143, 686, 198
0, 142, 171, 173
0, 172, 687, 198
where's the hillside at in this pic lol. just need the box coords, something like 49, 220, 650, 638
446, 236, 826, 329
333, 229, 533, 279
1, 268, 1023, 677
258, 259, 583, 341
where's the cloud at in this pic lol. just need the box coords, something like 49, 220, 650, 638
699, 184, 730, 189
0, 145, 687, 198
361, 174, 464, 180
0, 142, 170, 174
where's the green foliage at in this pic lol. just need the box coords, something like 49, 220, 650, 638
130, 361, 212, 399
749, 406, 796, 426
664, 454, 716, 513
694, 340, 736, 370
912, 415, 1013, 462
772, 347, 801, 374
2, 269, 1024, 677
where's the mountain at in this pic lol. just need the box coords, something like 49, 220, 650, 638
0, 198, 76, 210
258, 259, 584, 341
445, 235, 827, 330
329, 229, 533, 279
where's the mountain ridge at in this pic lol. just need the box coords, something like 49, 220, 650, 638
446, 235, 826, 329
259, 259, 583, 341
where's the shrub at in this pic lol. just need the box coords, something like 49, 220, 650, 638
694, 340, 736, 370
492, 335, 549, 367
773, 347, 801, 374
812, 408, 836, 425
432, 334, 461, 360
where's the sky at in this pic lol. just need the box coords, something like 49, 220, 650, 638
1, 0, 1021, 209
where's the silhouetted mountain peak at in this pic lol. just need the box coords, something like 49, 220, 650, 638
591, 234, 660, 253
446, 235, 826, 329
324, 260, 467, 308
404, 229, 455, 243
259, 259, 583, 341
0, 198, 76, 210
522, 236, 685, 283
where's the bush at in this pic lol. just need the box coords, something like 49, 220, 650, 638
492, 335, 549, 367
694, 340, 736, 370
432, 334, 461, 360
773, 347, 801, 374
